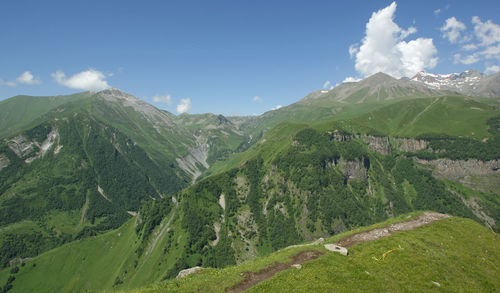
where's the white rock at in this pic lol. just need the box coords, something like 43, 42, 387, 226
292, 264, 302, 269
324, 244, 348, 256
176, 266, 202, 279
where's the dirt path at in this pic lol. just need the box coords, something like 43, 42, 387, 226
227, 212, 449, 292
226, 250, 324, 293
336, 211, 450, 248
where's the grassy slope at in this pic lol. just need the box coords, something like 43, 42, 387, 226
0, 206, 187, 293
0, 219, 137, 292
207, 95, 499, 177
133, 214, 499, 292
0, 93, 89, 138
349, 96, 498, 139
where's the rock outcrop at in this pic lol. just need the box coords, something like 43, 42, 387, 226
394, 137, 428, 152
8, 135, 36, 158
176, 266, 202, 279
415, 158, 500, 193
360, 135, 391, 155
338, 158, 369, 180
415, 158, 500, 179
0, 154, 9, 171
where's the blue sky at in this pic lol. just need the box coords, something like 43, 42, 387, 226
1, 0, 500, 115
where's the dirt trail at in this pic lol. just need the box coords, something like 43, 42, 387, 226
336, 211, 450, 248
227, 212, 450, 292
226, 250, 324, 293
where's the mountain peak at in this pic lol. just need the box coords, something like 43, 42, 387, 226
410, 69, 488, 95
360, 72, 397, 86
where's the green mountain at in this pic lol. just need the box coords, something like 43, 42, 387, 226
1, 71, 500, 292
0, 89, 252, 267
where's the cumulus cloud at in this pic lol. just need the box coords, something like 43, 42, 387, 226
152, 94, 172, 105
1, 71, 41, 86
322, 80, 331, 89
176, 98, 192, 114
433, 9, 441, 16
252, 96, 263, 102
351, 2, 438, 78
52, 69, 111, 91
441, 17, 467, 43
472, 16, 500, 46
271, 105, 282, 111
443, 16, 500, 69
16, 71, 41, 85
485, 65, 500, 74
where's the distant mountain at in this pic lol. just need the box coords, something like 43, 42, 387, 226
0, 89, 252, 266
411, 69, 500, 97
301, 72, 445, 105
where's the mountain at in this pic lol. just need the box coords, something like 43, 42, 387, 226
301, 72, 446, 105
411, 69, 500, 97
0, 89, 253, 267
1, 71, 500, 292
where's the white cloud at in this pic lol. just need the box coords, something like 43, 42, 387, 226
0, 79, 17, 87
480, 44, 500, 61
441, 17, 467, 43
485, 65, 500, 74
252, 95, 263, 102
462, 43, 478, 51
322, 80, 331, 89
52, 69, 111, 91
1, 71, 41, 86
16, 71, 41, 85
352, 2, 437, 78
176, 98, 192, 114
434, 9, 441, 16
348, 44, 359, 59
453, 53, 480, 65
342, 76, 362, 83
472, 16, 500, 46
271, 105, 282, 111
152, 94, 172, 105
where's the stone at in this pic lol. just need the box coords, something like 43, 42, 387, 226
292, 264, 302, 269
324, 244, 348, 256
176, 266, 202, 279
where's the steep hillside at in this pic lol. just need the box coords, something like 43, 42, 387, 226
176, 113, 254, 182
132, 214, 500, 292
3, 213, 498, 292
0, 112, 180, 267
4, 113, 498, 292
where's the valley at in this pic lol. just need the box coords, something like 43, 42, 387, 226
0, 70, 500, 292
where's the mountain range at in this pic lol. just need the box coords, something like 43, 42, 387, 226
0, 69, 499, 292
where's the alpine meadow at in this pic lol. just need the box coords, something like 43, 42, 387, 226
1, 1, 500, 292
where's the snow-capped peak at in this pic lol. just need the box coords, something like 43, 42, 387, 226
411, 69, 484, 92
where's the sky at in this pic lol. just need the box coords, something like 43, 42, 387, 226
1, 0, 500, 115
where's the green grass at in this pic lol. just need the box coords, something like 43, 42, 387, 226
351, 96, 498, 139
132, 214, 499, 292
0, 93, 89, 138
0, 219, 139, 292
